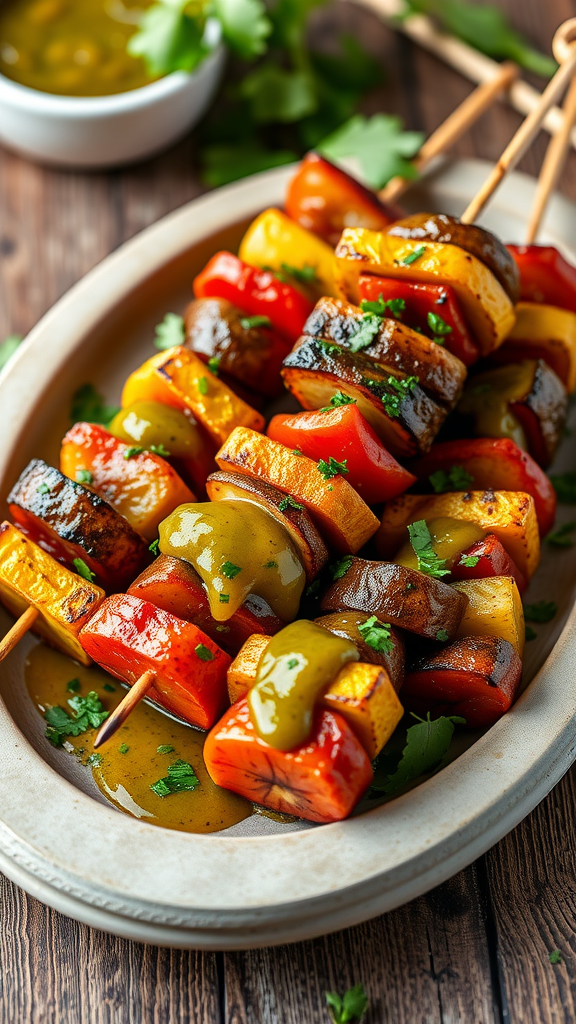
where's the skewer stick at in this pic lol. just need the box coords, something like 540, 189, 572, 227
380, 62, 519, 203
525, 29, 576, 244
0, 605, 39, 662
461, 18, 576, 225
94, 669, 155, 748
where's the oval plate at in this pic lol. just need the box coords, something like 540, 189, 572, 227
1, 158, 576, 949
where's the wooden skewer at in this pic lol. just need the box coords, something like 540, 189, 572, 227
461, 18, 576, 225
380, 62, 519, 203
0, 605, 39, 662
525, 29, 576, 244
94, 669, 155, 748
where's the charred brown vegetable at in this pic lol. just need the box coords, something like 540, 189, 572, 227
314, 610, 406, 692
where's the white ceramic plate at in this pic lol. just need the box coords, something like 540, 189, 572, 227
1, 158, 576, 949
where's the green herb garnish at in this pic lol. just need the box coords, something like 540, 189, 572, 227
329, 554, 353, 580
75, 469, 93, 485
198, 376, 209, 395
348, 313, 381, 353
278, 495, 304, 512
207, 356, 220, 375
547, 521, 576, 548
407, 520, 450, 579
525, 625, 537, 641
103, 683, 116, 693
263, 560, 278, 568
149, 443, 171, 457
549, 950, 563, 965
360, 294, 405, 319
427, 312, 452, 341
70, 383, 119, 426
319, 113, 424, 190
524, 600, 557, 623
221, 561, 242, 579
436, 628, 449, 642
195, 643, 214, 661
317, 456, 348, 480
73, 558, 96, 583
459, 554, 480, 568
153, 312, 185, 350
119, 743, 129, 754
357, 616, 393, 653
124, 445, 144, 459
36, 483, 51, 495
150, 759, 199, 797
372, 712, 465, 796
287, 658, 298, 670
429, 465, 474, 493
219, 594, 230, 603
157, 744, 175, 754
320, 392, 357, 413
550, 472, 576, 504
149, 539, 160, 557
325, 982, 368, 1024
317, 339, 342, 356
66, 679, 81, 694
240, 314, 272, 330
44, 691, 109, 747
87, 753, 102, 767
397, 244, 427, 266
380, 375, 419, 418
280, 262, 318, 285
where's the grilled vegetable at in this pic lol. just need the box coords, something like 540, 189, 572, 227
493, 302, 576, 393
79, 593, 230, 729
314, 611, 406, 692
320, 557, 468, 640
285, 152, 397, 247
184, 297, 290, 398
227, 633, 270, 703
0, 521, 104, 665
193, 251, 314, 345
409, 438, 557, 538
301, 296, 467, 407
128, 554, 282, 655
60, 422, 195, 542
377, 490, 540, 580
238, 208, 339, 299
387, 213, 520, 303
452, 576, 525, 656
8, 459, 149, 591
450, 533, 526, 593
121, 346, 265, 446
215, 427, 379, 553
204, 699, 373, 823
335, 227, 516, 355
507, 244, 576, 312
206, 470, 328, 581
281, 338, 448, 459
402, 635, 522, 728
267, 404, 416, 505
457, 360, 567, 469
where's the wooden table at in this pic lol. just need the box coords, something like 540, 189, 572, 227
1, 1, 576, 1020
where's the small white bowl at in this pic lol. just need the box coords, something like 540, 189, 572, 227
0, 45, 225, 168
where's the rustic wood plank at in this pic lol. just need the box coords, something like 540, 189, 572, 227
0, 874, 220, 1024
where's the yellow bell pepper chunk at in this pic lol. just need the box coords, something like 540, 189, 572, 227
226, 634, 403, 758
377, 490, 540, 580
239, 208, 339, 299
334, 228, 516, 355
452, 576, 525, 656
506, 301, 576, 393
122, 346, 265, 446
0, 522, 104, 665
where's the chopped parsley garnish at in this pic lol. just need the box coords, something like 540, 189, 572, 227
73, 558, 96, 583
207, 356, 220, 375
320, 392, 357, 413
525, 625, 537, 641
292, 449, 302, 456
549, 950, 562, 965
149, 538, 160, 557
154, 312, 185, 350
429, 465, 474, 493
317, 339, 342, 356
436, 628, 449, 642
195, 643, 214, 661
318, 456, 348, 480
305, 579, 321, 599
119, 743, 129, 754
263, 560, 278, 568
70, 383, 120, 426
157, 744, 175, 754
326, 983, 368, 1024
278, 495, 304, 512
459, 554, 480, 567
103, 683, 116, 692
240, 314, 272, 330
372, 711, 465, 796
149, 443, 171, 457
221, 561, 242, 579
87, 753, 102, 767
287, 658, 298, 670
150, 759, 199, 797
427, 312, 452, 342
357, 616, 393, 653
329, 554, 353, 580
547, 521, 576, 547
550, 472, 576, 504
397, 244, 426, 266
219, 593, 230, 603
75, 469, 93, 485
66, 678, 81, 694
36, 483, 51, 495
124, 445, 144, 459
44, 690, 109, 747
407, 520, 450, 579
280, 262, 317, 285
198, 376, 209, 395
360, 294, 405, 319
348, 313, 381, 353
524, 600, 557, 623
380, 375, 419, 418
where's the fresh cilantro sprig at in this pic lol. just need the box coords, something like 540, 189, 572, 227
524, 600, 557, 623
550, 472, 576, 504
348, 313, 381, 353
459, 554, 480, 568
73, 558, 96, 583
279, 494, 304, 512
0, 334, 23, 371
407, 520, 450, 578
329, 555, 353, 580
150, 759, 199, 797
320, 392, 357, 413
326, 983, 368, 1023
547, 521, 576, 548
372, 712, 465, 795
70, 384, 120, 426
427, 311, 452, 342
318, 457, 348, 481
154, 312, 185, 350
429, 465, 474, 493
360, 295, 405, 319
319, 113, 424, 189
358, 616, 393, 654
44, 691, 109, 747
377, 375, 419, 418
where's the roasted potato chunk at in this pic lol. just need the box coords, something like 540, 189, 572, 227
452, 576, 525, 656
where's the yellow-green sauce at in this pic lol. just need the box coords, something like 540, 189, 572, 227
0, 0, 157, 96
25, 642, 252, 833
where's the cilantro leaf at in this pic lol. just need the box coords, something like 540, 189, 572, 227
150, 759, 199, 797
360, 295, 405, 319
195, 643, 215, 661
208, 356, 220, 375
427, 311, 452, 340
154, 312, 185, 351
377, 375, 418, 418
436, 628, 449, 642
329, 554, 353, 580
240, 315, 272, 330
281, 262, 318, 285
374, 712, 465, 795
318, 113, 423, 189
221, 561, 242, 579
524, 600, 557, 623
119, 743, 129, 754
459, 554, 480, 568
278, 495, 304, 512
320, 392, 357, 413
550, 472, 576, 504
349, 313, 381, 353
547, 521, 576, 548
240, 64, 317, 123
213, 0, 271, 60
73, 558, 96, 583
124, 446, 144, 459
429, 465, 474, 493
407, 520, 450, 578
66, 678, 81, 694
75, 469, 93, 485
70, 384, 119, 426
317, 457, 348, 480
68, 691, 110, 729
149, 539, 160, 557
326, 982, 368, 1023
157, 744, 175, 754
127, 1, 209, 76
358, 616, 393, 653
149, 443, 171, 457
198, 376, 209, 395
44, 690, 109, 747
0, 334, 23, 371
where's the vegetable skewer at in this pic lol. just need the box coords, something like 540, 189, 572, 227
94, 669, 155, 748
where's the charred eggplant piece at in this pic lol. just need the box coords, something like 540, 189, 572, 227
314, 610, 405, 692
320, 556, 467, 640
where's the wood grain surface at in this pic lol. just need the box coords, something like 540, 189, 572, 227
1, 1, 576, 1022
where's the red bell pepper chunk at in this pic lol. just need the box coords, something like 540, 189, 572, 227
285, 152, 398, 248
409, 437, 556, 537
267, 404, 416, 505
402, 636, 522, 728
128, 554, 282, 655
451, 533, 527, 592
203, 698, 373, 823
358, 274, 479, 366
193, 251, 314, 345
79, 593, 230, 730
507, 244, 576, 313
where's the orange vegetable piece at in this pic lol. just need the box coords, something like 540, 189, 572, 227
215, 427, 379, 553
